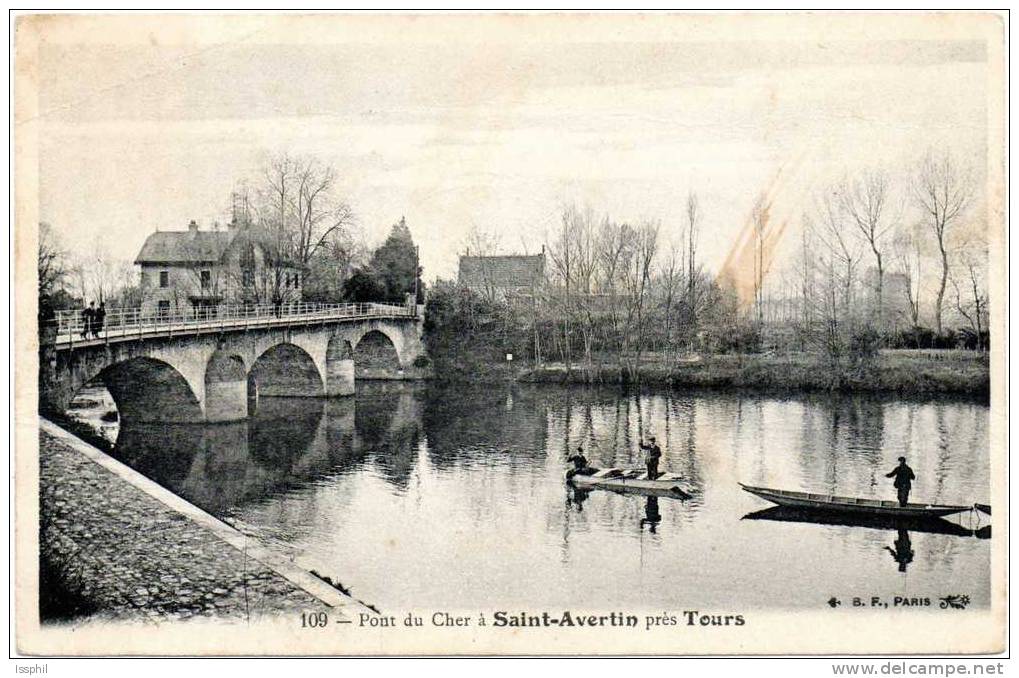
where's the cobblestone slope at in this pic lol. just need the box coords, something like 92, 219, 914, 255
39, 430, 328, 624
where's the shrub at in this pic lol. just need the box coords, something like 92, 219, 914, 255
849, 326, 881, 363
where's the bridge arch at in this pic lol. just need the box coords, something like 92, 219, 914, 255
205, 349, 248, 422
98, 356, 204, 424
249, 342, 324, 398
353, 329, 403, 379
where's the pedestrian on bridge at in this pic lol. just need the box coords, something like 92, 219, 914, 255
91, 301, 106, 339
80, 302, 95, 339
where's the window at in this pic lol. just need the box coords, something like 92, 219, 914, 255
294, 273, 300, 288
242, 269, 253, 287
200, 270, 211, 289
159, 271, 169, 288
285, 273, 292, 288
157, 300, 170, 318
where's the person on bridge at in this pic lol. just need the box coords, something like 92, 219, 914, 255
639, 436, 662, 480
80, 302, 94, 339
91, 301, 106, 339
885, 457, 916, 507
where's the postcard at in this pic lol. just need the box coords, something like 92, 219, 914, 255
13, 12, 1006, 655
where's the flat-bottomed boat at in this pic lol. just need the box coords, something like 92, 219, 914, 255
740, 483, 972, 519
569, 468, 692, 499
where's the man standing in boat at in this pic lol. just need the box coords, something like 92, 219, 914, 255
886, 457, 916, 507
639, 436, 662, 480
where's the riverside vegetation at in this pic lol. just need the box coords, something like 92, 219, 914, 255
423, 281, 988, 395
423, 165, 990, 397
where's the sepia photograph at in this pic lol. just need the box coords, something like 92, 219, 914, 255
12, 11, 1007, 657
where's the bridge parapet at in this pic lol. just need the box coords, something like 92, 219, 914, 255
39, 302, 428, 425
47, 302, 416, 349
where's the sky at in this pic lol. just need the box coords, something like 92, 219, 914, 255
26, 13, 996, 285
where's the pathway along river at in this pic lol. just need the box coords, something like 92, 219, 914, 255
73, 382, 991, 613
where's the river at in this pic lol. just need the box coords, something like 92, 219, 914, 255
70, 382, 991, 613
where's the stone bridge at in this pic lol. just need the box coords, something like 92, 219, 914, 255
39, 303, 427, 424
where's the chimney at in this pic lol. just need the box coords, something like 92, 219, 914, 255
188, 219, 198, 232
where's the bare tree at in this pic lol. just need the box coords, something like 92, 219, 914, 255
547, 205, 580, 371
751, 193, 769, 327
38, 222, 66, 300
593, 216, 630, 366
656, 244, 685, 356
891, 224, 924, 328
569, 207, 599, 368
951, 240, 988, 349
794, 220, 817, 350
292, 159, 356, 266
840, 171, 894, 329
255, 154, 299, 307
685, 191, 701, 321
913, 153, 972, 334
68, 236, 135, 307
811, 190, 861, 323
619, 220, 660, 376
812, 250, 847, 380
253, 153, 357, 307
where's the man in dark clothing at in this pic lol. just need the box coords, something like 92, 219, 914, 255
91, 302, 106, 339
639, 436, 662, 480
80, 302, 94, 339
886, 456, 916, 507
566, 445, 591, 479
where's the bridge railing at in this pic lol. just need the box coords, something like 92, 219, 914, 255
47, 301, 415, 346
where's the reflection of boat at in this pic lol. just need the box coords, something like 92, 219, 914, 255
740, 483, 971, 519
569, 468, 692, 499
742, 506, 988, 538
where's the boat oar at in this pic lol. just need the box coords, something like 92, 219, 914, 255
974, 503, 992, 516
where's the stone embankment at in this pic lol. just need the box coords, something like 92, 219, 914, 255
39, 422, 367, 624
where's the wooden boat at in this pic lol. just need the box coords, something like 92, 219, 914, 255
569, 468, 692, 499
740, 483, 972, 519
742, 506, 986, 538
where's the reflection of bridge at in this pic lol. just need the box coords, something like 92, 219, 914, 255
40, 302, 426, 424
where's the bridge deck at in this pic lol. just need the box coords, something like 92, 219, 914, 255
48, 302, 417, 349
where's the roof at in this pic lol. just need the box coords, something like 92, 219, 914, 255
135, 230, 237, 265
458, 253, 545, 289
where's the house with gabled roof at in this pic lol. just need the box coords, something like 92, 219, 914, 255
135, 219, 303, 317
457, 249, 546, 302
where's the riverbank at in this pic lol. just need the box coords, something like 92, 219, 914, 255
516, 350, 990, 396
39, 420, 371, 624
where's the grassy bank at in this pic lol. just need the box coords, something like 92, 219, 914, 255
514, 351, 990, 396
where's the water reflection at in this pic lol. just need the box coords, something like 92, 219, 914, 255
566, 486, 590, 512
111, 386, 423, 514
103, 382, 990, 611
640, 496, 662, 533
742, 506, 982, 538
886, 529, 915, 573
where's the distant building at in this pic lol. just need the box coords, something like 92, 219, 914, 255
457, 250, 546, 301
135, 220, 303, 317
861, 267, 913, 332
